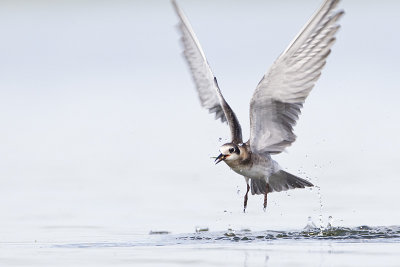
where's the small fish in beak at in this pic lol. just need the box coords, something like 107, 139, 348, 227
215, 153, 227, 164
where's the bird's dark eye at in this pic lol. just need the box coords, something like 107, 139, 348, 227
229, 148, 234, 153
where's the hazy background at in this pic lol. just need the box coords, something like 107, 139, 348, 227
1, 0, 399, 243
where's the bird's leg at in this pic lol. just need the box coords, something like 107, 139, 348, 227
243, 182, 250, 213
263, 183, 269, 211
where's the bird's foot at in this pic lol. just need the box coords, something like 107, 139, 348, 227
263, 184, 269, 211
243, 183, 250, 213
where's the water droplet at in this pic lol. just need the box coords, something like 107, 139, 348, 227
312, 179, 325, 232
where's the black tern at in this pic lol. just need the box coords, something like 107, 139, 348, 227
172, 0, 343, 212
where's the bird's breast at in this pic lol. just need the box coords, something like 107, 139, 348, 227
233, 163, 270, 179
226, 152, 279, 180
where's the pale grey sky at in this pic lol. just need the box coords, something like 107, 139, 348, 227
1, 1, 399, 235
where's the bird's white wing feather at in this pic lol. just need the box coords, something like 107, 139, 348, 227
249, 0, 343, 154
172, 0, 242, 143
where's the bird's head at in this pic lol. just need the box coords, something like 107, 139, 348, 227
214, 143, 240, 164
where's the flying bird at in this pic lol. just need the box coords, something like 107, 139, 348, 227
172, 0, 343, 212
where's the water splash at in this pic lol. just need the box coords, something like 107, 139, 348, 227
56, 225, 400, 249
177, 226, 400, 243
327, 216, 333, 229
304, 216, 317, 230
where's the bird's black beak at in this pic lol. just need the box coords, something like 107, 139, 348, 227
215, 153, 226, 164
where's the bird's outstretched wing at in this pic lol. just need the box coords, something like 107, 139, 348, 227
172, 0, 243, 143
249, 0, 343, 154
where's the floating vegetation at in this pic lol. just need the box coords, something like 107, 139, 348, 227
224, 228, 236, 237
195, 227, 209, 233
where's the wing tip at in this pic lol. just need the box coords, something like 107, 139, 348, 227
171, 0, 178, 9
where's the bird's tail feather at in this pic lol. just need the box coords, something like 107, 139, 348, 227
251, 170, 313, 195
